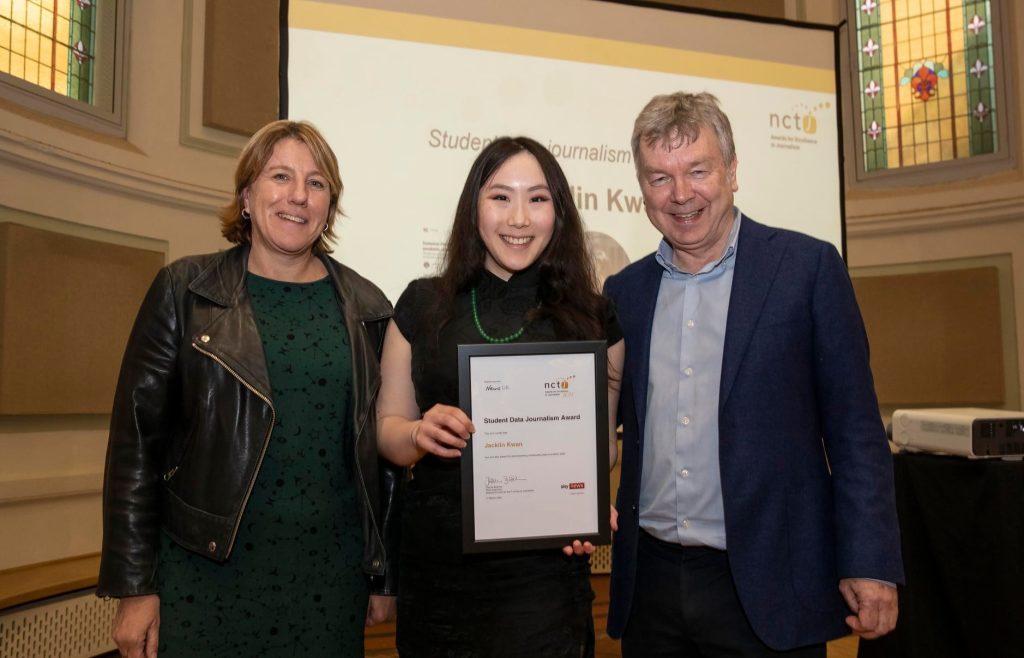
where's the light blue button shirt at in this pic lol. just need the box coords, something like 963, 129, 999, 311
639, 210, 741, 549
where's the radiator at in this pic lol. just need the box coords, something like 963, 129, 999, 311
592, 544, 611, 573
0, 590, 116, 658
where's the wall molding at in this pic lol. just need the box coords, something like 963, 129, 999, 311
179, 0, 249, 157
0, 128, 228, 213
0, 473, 102, 504
847, 193, 1024, 237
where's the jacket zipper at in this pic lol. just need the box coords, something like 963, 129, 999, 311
353, 374, 385, 572
191, 341, 276, 555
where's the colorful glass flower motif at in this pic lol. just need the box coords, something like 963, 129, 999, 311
862, 38, 879, 58
76, 0, 92, 8
864, 80, 881, 98
900, 61, 949, 101
72, 40, 89, 64
867, 121, 883, 140
973, 102, 990, 122
968, 14, 986, 35
860, 0, 877, 14
970, 59, 989, 78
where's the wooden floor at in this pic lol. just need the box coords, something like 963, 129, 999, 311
366, 574, 860, 657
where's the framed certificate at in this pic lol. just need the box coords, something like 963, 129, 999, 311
458, 340, 611, 553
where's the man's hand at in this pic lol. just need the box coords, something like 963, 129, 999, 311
112, 594, 160, 658
839, 578, 898, 639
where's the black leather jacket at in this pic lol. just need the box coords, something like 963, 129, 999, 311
97, 245, 401, 597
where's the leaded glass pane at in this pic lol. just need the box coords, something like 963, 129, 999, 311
853, 0, 997, 172
0, 0, 95, 102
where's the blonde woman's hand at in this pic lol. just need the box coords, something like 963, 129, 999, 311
112, 594, 160, 658
366, 595, 397, 626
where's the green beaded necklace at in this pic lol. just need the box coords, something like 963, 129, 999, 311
470, 287, 533, 344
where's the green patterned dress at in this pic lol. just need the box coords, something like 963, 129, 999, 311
157, 273, 368, 656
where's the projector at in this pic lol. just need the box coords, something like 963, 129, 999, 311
891, 408, 1024, 458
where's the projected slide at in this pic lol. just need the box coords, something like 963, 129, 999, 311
288, 0, 842, 302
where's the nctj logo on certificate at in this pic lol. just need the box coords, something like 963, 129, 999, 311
543, 374, 576, 398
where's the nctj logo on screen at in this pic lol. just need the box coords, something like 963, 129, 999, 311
768, 101, 832, 151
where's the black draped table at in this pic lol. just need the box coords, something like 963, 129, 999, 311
858, 452, 1024, 658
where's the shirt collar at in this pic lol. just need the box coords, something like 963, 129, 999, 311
478, 259, 542, 292
655, 208, 742, 277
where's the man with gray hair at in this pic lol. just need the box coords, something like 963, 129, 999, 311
604, 92, 903, 656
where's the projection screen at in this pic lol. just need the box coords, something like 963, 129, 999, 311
286, 0, 842, 302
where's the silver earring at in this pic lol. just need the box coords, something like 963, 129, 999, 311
241, 209, 251, 222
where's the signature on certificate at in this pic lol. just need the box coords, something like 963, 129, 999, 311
486, 475, 527, 486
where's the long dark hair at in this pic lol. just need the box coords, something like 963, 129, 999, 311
436, 136, 607, 341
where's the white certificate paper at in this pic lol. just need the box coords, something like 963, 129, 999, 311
459, 341, 610, 552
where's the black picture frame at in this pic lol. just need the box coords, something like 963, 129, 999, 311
457, 340, 611, 553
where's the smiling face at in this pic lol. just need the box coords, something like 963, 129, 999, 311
638, 127, 738, 272
477, 151, 556, 280
242, 137, 331, 263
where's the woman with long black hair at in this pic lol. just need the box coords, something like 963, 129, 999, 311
377, 136, 623, 656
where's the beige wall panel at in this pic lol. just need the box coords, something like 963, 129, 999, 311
0, 427, 108, 571
204, 0, 280, 135
0, 495, 102, 570
0, 224, 164, 415
853, 268, 1004, 407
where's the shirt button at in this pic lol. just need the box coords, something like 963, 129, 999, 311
684, 367, 693, 376
680, 469, 690, 478
686, 319, 695, 328
207, 541, 217, 553
200, 335, 211, 343
680, 416, 690, 426
681, 520, 690, 529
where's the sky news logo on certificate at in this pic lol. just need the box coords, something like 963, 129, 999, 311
543, 374, 576, 398
561, 481, 586, 491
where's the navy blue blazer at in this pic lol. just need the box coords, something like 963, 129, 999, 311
604, 216, 904, 650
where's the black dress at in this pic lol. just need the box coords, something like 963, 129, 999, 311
393, 265, 621, 657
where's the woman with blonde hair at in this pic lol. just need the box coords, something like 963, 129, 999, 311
99, 120, 400, 656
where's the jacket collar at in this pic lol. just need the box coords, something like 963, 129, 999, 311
188, 244, 250, 307
187, 243, 391, 322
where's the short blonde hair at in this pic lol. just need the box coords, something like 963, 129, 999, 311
219, 120, 343, 254
631, 92, 736, 171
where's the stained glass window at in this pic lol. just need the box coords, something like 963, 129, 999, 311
0, 0, 96, 103
853, 0, 998, 172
